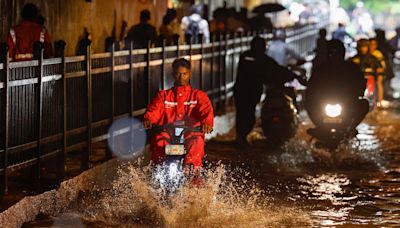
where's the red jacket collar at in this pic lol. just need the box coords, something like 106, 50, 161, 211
173, 85, 192, 93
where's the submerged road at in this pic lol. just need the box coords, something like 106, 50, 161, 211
12, 103, 400, 227
2, 71, 400, 227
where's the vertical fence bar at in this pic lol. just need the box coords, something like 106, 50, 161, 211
1, 43, 9, 194
224, 34, 229, 109
176, 37, 180, 58
111, 43, 115, 120
230, 32, 236, 105
35, 45, 44, 180
129, 42, 134, 116
218, 34, 223, 113
146, 40, 151, 105
199, 36, 204, 91
210, 35, 215, 108
83, 43, 92, 170
189, 37, 193, 62
161, 39, 166, 90
106, 43, 115, 160
56, 41, 67, 180
129, 42, 135, 155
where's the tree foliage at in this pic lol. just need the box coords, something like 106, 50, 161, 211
340, 0, 400, 14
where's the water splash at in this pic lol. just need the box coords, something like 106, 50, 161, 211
67, 162, 311, 227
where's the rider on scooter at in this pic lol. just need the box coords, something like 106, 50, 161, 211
306, 39, 369, 136
142, 58, 214, 174
351, 39, 382, 108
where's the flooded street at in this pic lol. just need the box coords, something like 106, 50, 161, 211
10, 106, 399, 227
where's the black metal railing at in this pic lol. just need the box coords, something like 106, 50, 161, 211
0, 21, 325, 194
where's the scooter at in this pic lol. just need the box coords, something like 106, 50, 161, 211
261, 63, 307, 147
306, 96, 368, 149
363, 67, 377, 110
261, 86, 299, 147
150, 120, 204, 195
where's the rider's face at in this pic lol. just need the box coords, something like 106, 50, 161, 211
173, 66, 192, 86
369, 41, 377, 51
359, 45, 369, 55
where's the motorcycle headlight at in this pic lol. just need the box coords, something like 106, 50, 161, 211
325, 104, 342, 118
168, 163, 178, 178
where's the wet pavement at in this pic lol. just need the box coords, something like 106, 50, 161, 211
1, 73, 400, 227
0, 104, 397, 227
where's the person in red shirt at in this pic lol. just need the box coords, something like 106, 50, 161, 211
143, 58, 214, 171
7, 3, 53, 61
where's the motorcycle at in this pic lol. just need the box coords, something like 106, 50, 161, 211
261, 86, 299, 147
261, 63, 306, 147
150, 120, 204, 195
362, 67, 377, 110
306, 96, 368, 149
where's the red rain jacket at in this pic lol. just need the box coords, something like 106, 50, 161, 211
144, 85, 214, 166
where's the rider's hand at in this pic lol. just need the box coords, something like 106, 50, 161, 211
142, 119, 153, 129
296, 58, 306, 65
202, 124, 213, 134
296, 73, 308, 86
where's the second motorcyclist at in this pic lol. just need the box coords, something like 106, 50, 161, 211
306, 39, 369, 137
234, 36, 306, 148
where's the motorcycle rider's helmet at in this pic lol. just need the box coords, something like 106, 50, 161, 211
327, 39, 345, 60
357, 39, 369, 48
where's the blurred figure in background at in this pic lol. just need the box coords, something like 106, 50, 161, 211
182, 4, 210, 44
7, 3, 53, 61
312, 28, 329, 70
375, 29, 395, 99
369, 38, 386, 106
332, 23, 354, 44
125, 10, 157, 49
351, 39, 382, 109
159, 8, 183, 45
209, 7, 227, 39
389, 27, 400, 50
267, 29, 305, 67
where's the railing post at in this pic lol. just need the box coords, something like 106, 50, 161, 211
83, 41, 92, 170
111, 43, 115, 120
129, 42, 135, 154
189, 36, 193, 62
0, 43, 9, 194
161, 39, 166, 90
34, 42, 44, 180
176, 36, 180, 58
218, 33, 223, 113
210, 35, 215, 108
55, 40, 67, 180
224, 33, 229, 110
230, 32, 236, 105
106, 43, 115, 160
146, 40, 151, 105
199, 35, 204, 91
129, 42, 134, 116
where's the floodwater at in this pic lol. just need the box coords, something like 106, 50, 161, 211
4, 105, 396, 227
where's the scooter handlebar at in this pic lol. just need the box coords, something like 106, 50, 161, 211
150, 124, 203, 134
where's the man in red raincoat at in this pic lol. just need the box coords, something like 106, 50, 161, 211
7, 3, 53, 61
143, 58, 214, 171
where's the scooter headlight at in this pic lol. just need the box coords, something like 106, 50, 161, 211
325, 104, 342, 118
168, 163, 178, 178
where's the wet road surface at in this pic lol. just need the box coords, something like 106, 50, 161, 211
9, 105, 399, 227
